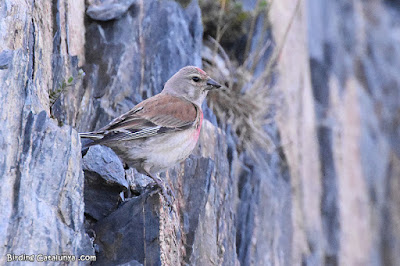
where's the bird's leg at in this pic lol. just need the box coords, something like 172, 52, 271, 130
123, 167, 135, 198
144, 170, 175, 207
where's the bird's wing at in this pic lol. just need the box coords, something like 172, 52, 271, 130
80, 94, 199, 143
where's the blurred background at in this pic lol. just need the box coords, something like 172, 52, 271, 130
0, 0, 399, 265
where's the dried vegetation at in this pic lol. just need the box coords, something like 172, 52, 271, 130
199, 0, 275, 158
199, 0, 301, 158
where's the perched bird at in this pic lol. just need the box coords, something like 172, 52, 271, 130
80, 66, 221, 202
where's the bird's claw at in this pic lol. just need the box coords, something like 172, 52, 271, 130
146, 180, 175, 209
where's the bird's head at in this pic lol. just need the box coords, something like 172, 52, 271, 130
162, 66, 221, 106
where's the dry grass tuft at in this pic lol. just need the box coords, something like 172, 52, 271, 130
203, 37, 275, 160
201, 0, 276, 159
201, 0, 301, 159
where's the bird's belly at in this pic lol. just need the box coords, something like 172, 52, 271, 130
126, 128, 200, 173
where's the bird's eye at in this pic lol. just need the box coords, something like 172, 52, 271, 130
192, 77, 200, 82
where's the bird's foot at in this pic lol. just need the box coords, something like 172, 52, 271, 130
146, 176, 175, 208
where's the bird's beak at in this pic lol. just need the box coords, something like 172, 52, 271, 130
206, 78, 222, 89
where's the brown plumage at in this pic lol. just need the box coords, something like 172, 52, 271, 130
80, 94, 199, 144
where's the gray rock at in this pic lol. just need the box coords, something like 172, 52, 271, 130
236, 154, 292, 266
126, 168, 153, 195
83, 145, 128, 187
0, 0, 91, 263
168, 156, 215, 264
174, 122, 238, 266
0, 49, 13, 69
82, 145, 128, 221
93, 192, 161, 266
271, 0, 400, 264
86, 0, 138, 21
0, 111, 94, 263
117, 260, 144, 266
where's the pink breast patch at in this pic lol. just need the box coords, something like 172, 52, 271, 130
193, 111, 203, 141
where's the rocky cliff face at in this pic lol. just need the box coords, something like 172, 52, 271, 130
271, 0, 400, 265
0, 0, 92, 263
0, 0, 399, 265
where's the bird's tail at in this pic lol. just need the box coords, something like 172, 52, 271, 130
78, 132, 103, 140
79, 132, 103, 154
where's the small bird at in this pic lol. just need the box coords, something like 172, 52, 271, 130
80, 66, 221, 203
